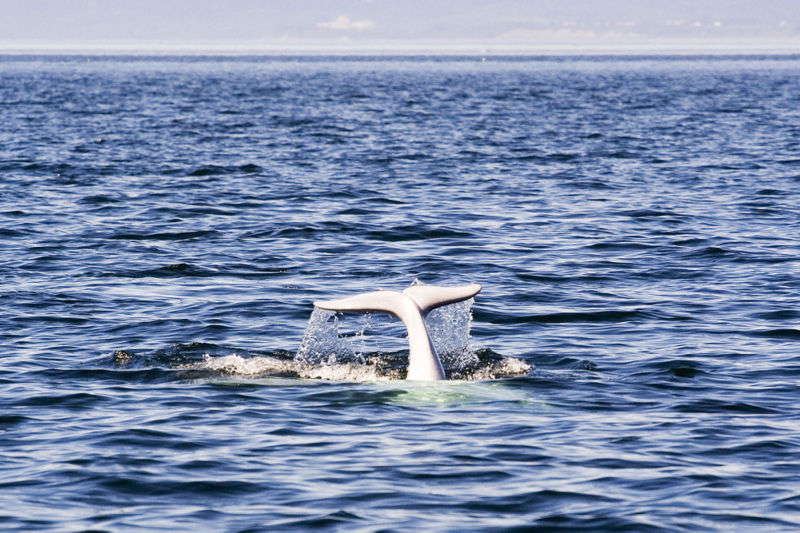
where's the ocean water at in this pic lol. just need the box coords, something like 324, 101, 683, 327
1, 54, 800, 531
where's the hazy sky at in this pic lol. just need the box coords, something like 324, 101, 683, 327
3, 0, 800, 52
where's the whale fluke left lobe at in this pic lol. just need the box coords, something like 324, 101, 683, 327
314, 290, 409, 317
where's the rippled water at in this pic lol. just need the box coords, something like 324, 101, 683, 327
2, 55, 800, 531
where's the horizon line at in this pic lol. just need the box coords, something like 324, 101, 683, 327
1, 40, 799, 56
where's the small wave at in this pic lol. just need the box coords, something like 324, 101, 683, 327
98, 428, 204, 451
685, 246, 795, 265
188, 165, 229, 176
465, 489, 619, 513
216, 121, 256, 132
701, 439, 795, 462
110, 230, 217, 241
239, 163, 262, 173
751, 310, 800, 321
270, 222, 354, 238
632, 359, 708, 379
673, 399, 778, 415
755, 188, 787, 196
32, 367, 178, 384
270, 116, 316, 127
12, 392, 107, 410
96, 476, 263, 497
484, 309, 648, 325
686, 246, 733, 258
0, 228, 31, 237
0, 415, 29, 428
110, 262, 216, 279
78, 194, 123, 205
748, 328, 800, 340
584, 241, 659, 251
363, 196, 406, 205
516, 272, 614, 284
365, 225, 473, 242
636, 267, 707, 280
336, 207, 374, 215
560, 179, 619, 190
185, 163, 262, 176
139, 206, 236, 218
274, 510, 366, 530
595, 149, 641, 159
618, 209, 682, 218
392, 152, 432, 161
511, 152, 580, 163
12, 315, 90, 326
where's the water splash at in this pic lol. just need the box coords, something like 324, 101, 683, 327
295, 286, 484, 377
295, 308, 364, 365
117, 295, 530, 382
426, 298, 479, 372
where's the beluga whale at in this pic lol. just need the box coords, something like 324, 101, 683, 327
314, 282, 481, 381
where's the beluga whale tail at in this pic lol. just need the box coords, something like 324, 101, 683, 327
313, 282, 481, 381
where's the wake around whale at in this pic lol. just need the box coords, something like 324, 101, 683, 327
115, 281, 531, 382
314, 283, 482, 381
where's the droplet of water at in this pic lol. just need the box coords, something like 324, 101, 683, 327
426, 298, 479, 373
295, 308, 362, 365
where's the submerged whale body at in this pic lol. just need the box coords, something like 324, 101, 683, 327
314, 283, 481, 381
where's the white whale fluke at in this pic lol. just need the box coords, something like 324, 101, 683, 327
313, 283, 481, 381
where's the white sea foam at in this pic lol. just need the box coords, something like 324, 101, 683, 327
181, 354, 295, 375
178, 353, 391, 382
180, 351, 529, 383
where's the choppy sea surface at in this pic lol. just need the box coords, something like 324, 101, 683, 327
2, 54, 800, 531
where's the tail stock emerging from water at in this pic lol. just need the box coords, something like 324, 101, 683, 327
313, 283, 481, 381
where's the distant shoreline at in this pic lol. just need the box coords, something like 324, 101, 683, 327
1, 41, 799, 57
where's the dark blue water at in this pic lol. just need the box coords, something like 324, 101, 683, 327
2, 55, 800, 531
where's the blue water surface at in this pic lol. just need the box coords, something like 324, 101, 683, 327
1, 54, 800, 531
